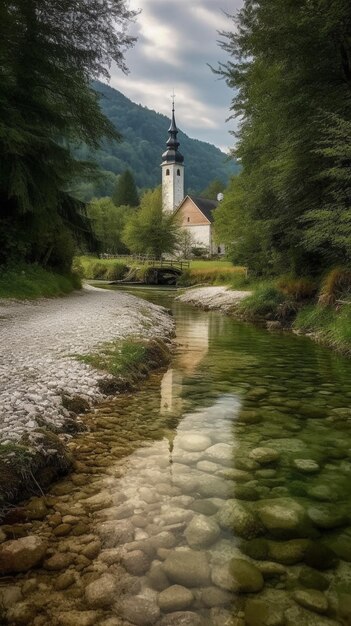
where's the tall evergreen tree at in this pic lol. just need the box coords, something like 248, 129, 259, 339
0, 0, 136, 269
112, 170, 139, 207
215, 0, 351, 275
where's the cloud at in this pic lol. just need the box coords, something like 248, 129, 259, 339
108, 0, 243, 151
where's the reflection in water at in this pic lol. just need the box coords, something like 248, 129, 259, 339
1, 287, 351, 625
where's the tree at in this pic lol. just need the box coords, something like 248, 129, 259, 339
0, 0, 136, 269
112, 170, 139, 207
216, 0, 351, 275
200, 179, 224, 200
122, 187, 180, 258
87, 198, 132, 254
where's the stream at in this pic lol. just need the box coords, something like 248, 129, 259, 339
1, 286, 351, 626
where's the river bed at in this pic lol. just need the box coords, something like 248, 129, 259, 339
1, 286, 351, 626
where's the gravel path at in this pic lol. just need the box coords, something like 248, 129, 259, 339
0, 285, 174, 444
177, 286, 250, 312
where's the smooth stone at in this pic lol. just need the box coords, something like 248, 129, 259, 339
196, 461, 218, 473
163, 551, 210, 587
25, 497, 48, 520
218, 500, 262, 539
307, 485, 337, 502
53, 523, 72, 537
82, 540, 101, 560
267, 539, 311, 565
158, 585, 194, 612
298, 567, 329, 591
200, 586, 233, 607
249, 448, 280, 465
307, 505, 348, 530
184, 515, 220, 549
304, 542, 338, 570
255, 469, 277, 479
44, 553, 74, 571
157, 611, 204, 626
196, 476, 230, 499
210, 608, 242, 626
285, 606, 340, 626
56, 611, 100, 626
293, 459, 320, 474
0, 536, 47, 574
217, 468, 252, 482
233, 485, 260, 501
323, 531, 351, 562
255, 498, 306, 535
85, 573, 116, 608
0, 585, 22, 609
238, 410, 261, 424
83, 491, 113, 511
176, 433, 212, 452
119, 597, 160, 625
190, 500, 218, 516
148, 563, 170, 591
122, 549, 150, 576
96, 520, 134, 548
293, 589, 328, 614
263, 439, 306, 453
256, 562, 286, 578
55, 571, 76, 590
204, 443, 232, 465
229, 558, 264, 592
245, 598, 285, 625
6, 602, 35, 625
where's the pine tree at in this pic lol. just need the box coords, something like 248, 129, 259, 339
0, 0, 136, 269
112, 170, 139, 207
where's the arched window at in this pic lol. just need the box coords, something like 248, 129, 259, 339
177, 169, 180, 176
166, 169, 170, 176
187, 217, 190, 223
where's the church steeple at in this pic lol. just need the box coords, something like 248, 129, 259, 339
162, 101, 184, 164
161, 96, 185, 213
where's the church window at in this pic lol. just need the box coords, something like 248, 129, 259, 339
177, 169, 180, 176
166, 169, 170, 176
187, 217, 190, 223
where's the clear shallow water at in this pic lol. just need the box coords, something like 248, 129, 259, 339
1, 287, 351, 626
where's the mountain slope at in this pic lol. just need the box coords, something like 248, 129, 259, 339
76, 81, 238, 199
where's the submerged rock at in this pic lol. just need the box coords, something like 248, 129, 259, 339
293, 459, 320, 474
293, 588, 328, 614
245, 597, 285, 626
0, 535, 47, 574
218, 499, 263, 539
56, 611, 100, 626
249, 448, 280, 465
157, 611, 204, 626
85, 573, 116, 608
119, 597, 160, 625
176, 433, 212, 452
158, 585, 194, 612
162, 550, 210, 587
212, 558, 264, 593
184, 515, 220, 549
255, 498, 306, 536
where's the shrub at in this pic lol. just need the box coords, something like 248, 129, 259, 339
319, 267, 351, 306
238, 283, 287, 319
0, 264, 81, 299
104, 263, 128, 281
276, 275, 317, 300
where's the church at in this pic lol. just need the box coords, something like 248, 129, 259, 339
161, 102, 225, 256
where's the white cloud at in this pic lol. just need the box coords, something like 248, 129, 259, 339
109, 0, 243, 149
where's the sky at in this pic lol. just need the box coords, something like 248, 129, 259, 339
109, 0, 243, 153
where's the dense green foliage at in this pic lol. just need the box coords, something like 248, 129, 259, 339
76, 256, 129, 281
215, 0, 351, 275
122, 187, 180, 258
75, 82, 239, 198
200, 179, 224, 200
86, 198, 133, 254
0, 265, 81, 299
0, 1, 135, 272
112, 170, 139, 207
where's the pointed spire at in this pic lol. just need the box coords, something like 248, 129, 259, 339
162, 95, 184, 164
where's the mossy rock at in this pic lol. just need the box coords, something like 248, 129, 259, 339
62, 395, 90, 414
304, 542, 338, 570
298, 567, 329, 591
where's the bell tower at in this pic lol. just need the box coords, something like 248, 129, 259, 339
161, 97, 184, 213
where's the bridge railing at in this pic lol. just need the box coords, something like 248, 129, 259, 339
100, 254, 190, 270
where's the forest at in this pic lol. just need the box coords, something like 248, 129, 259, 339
214, 0, 351, 277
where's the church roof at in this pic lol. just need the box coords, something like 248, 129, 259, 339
187, 196, 218, 222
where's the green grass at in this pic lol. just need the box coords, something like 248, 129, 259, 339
76, 337, 171, 390
237, 282, 289, 319
294, 303, 351, 355
0, 264, 81, 299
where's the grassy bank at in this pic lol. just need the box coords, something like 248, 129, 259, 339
0, 264, 81, 299
232, 271, 351, 356
77, 336, 172, 393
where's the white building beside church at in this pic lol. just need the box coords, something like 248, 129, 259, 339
161, 104, 224, 256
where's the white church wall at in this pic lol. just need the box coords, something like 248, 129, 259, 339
185, 224, 211, 250
162, 164, 184, 213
